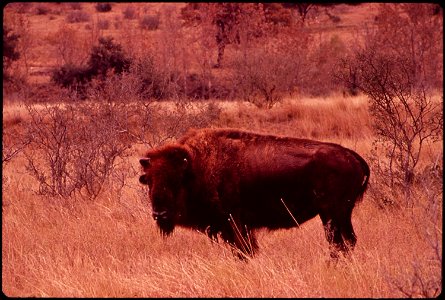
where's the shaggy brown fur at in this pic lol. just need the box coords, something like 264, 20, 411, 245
139, 128, 370, 259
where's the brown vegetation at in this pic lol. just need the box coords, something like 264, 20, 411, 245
2, 2, 442, 298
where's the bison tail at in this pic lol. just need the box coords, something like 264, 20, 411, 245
357, 154, 370, 203
349, 149, 370, 203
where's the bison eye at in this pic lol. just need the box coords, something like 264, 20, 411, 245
140, 158, 151, 168
139, 175, 151, 185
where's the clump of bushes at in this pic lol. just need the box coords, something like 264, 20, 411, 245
139, 14, 160, 30
66, 10, 90, 23
34, 5, 51, 15
123, 5, 137, 20
98, 19, 110, 29
95, 3, 112, 13
68, 2, 82, 10
24, 102, 131, 199
51, 37, 131, 98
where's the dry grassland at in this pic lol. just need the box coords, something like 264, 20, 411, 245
2, 96, 442, 297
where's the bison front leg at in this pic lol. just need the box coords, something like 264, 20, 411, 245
222, 215, 258, 259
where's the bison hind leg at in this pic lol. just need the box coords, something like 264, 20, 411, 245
320, 207, 357, 259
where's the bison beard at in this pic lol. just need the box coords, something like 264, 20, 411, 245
139, 128, 370, 259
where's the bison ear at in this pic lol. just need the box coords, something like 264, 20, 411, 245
140, 157, 151, 168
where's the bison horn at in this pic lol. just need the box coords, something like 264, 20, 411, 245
140, 157, 151, 168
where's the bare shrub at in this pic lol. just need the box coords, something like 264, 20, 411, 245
84, 69, 221, 148
67, 2, 82, 10
384, 180, 442, 297
66, 10, 91, 23
131, 101, 221, 149
97, 19, 110, 30
2, 128, 30, 166
24, 104, 78, 198
34, 4, 51, 15
123, 5, 138, 20
69, 103, 132, 199
46, 25, 91, 67
139, 14, 160, 30
338, 3, 443, 206
128, 54, 169, 100
305, 34, 348, 97
95, 3, 112, 13
153, 5, 190, 99
231, 28, 311, 108
14, 2, 33, 14
23, 103, 132, 200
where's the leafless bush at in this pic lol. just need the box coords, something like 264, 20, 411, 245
139, 14, 160, 30
231, 29, 311, 108
24, 104, 77, 198
95, 3, 112, 13
123, 5, 138, 20
12, 2, 33, 14
127, 55, 171, 100
385, 181, 442, 297
97, 19, 110, 30
70, 103, 132, 199
2, 128, 30, 166
24, 103, 132, 200
85, 69, 221, 148
305, 34, 348, 97
67, 2, 82, 10
46, 25, 91, 67
130, 101, 221, 149
34, 4, 51, 15
338, 3, 443, 205
360, 51, 441, 204
66, 10, 91, 23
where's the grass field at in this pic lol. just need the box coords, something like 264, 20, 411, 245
2, 96, 442, 297
2, 2, 442, 297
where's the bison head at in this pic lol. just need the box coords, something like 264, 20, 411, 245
139, 145, 190, 236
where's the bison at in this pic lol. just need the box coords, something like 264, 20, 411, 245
139, 128, 370, 259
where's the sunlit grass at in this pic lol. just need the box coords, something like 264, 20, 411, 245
2, 95, 442, 297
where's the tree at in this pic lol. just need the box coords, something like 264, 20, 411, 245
181, 3, 267, 68
88, 36, 131, 79
288, 3, 315, 24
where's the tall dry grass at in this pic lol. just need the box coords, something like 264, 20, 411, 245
2, 95, 442, 297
